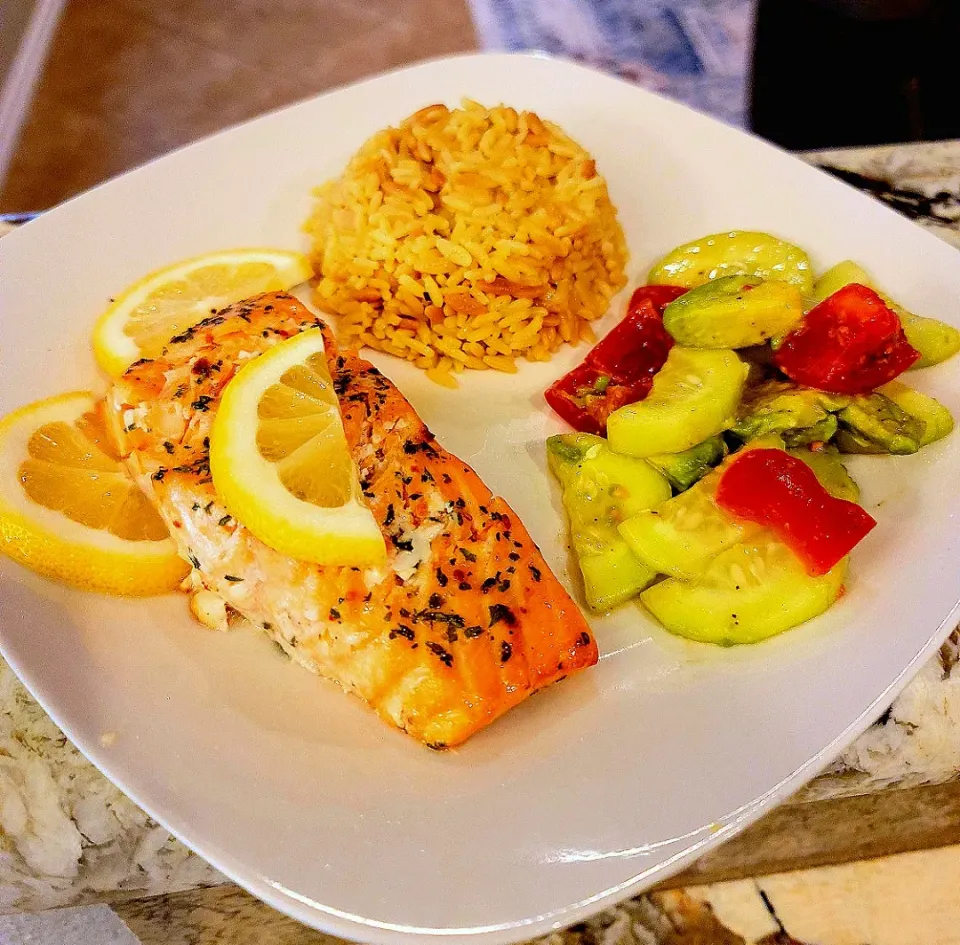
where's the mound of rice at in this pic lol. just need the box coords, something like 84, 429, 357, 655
305, 100, 628, 386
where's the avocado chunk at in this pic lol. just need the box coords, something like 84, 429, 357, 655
787, 447, 860, 502
646, 435, 728, 492
730, 380, 849, 446
837, 393, 924, 455
878, 381, 954, 447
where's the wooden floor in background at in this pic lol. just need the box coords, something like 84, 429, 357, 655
0, 0, 477, 212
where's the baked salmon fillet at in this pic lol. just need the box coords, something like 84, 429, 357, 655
107, 292, 596, 747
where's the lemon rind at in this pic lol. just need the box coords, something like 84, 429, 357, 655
0, 392, 188, 596
210, 330, 387, 568
92, 248, 314, 377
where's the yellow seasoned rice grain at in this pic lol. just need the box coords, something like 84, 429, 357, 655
406, 337, 435, 357
436, 237, 473, 267
398, 274, 425, 297
484, 337, 514, 357
426, 367, 459, 389
306, 100, 627, 385
482, 355, 518, 373
396, 290, 424, 317
510, 326, 544, 349
464, 325, 497, 344
433, 337, 473, 364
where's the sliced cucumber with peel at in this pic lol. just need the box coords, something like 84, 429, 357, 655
641, 535, 848, 646
648, 231, 814, 296
618, 440, 781, 581
663, 275, 803, 349
607, 347, 748, 458
547, 434, 671, 612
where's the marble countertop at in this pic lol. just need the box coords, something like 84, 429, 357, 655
1, 139, 960, 931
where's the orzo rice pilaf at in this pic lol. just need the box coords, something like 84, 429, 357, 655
305, 100, 628, 386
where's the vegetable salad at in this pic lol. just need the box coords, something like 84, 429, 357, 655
546, 231, 959, 646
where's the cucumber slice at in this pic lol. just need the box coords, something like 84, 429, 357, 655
641, 536, 847, 646
547, 434, 671, 612
607, 347, 748, 458
646, 435, 728, 492
619, 477, 757, 580
648, 231, 813, 296
618, 440, 785, 580
787, 447, 860, 502
579, 545, 655, 614
546, 432, 604, 489
663, 275, 803, 349
902, 315, 960, 370
811, 260, 872, 304
813, 260, 960, 368
878, 381, 954, 447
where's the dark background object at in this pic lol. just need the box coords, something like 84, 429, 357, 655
750, 0, 960, 150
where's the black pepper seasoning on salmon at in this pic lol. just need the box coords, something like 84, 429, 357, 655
489, 603, 517, 628
425, 641, 454, 667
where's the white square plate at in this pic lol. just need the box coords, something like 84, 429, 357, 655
2, 53, 960, 944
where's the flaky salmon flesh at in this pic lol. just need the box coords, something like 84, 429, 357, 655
107, 292, 597, 747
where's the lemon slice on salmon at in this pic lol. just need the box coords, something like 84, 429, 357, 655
210, 330, 386, 567
0, 392, 189, 595
92, 248, 313, 377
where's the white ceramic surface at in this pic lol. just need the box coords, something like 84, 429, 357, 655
1, 53, 960, 945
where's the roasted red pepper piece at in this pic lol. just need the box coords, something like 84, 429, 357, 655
544, 285, 686, 433
774, 283, 920, 395
716, 448, 877, 576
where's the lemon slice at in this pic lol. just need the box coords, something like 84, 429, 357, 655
0, 392, 189, 595
210, 330, 386, 567
92, 248, 313, 376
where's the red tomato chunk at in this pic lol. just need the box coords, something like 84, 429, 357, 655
774, 283, 919, 395
715, 448, 876, 576
543, 285, 685, 434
